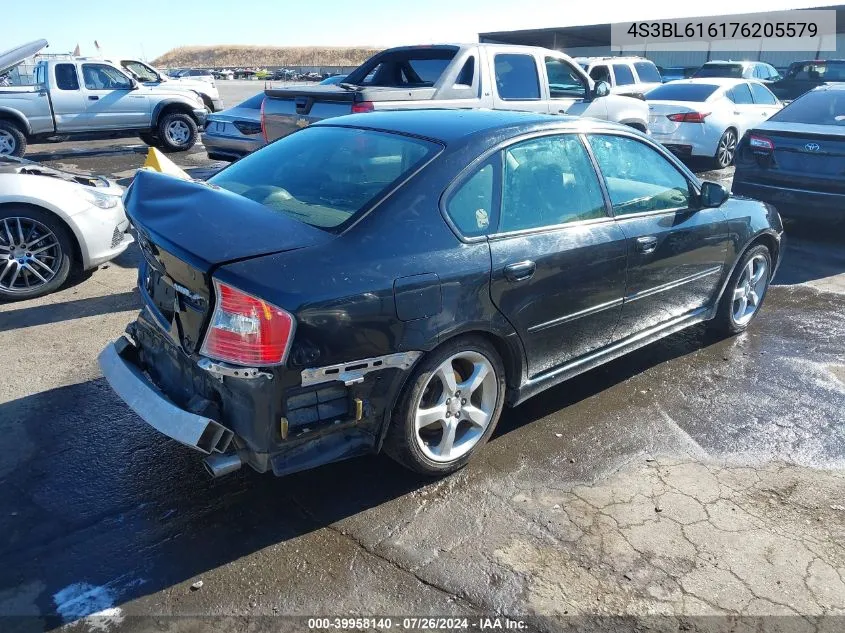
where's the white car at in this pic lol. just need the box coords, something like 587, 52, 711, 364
116, 59, 224, 112
646, 78, 782, 168
0, 156, 132, 300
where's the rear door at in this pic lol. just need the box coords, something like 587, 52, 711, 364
80, 62, 150, 129
48, 63, 87, 131
727, 82, 760, 137
489, 50, 548, 113
586, 133, 730, 341
484, 133, 628, 377
749, 82, 781, 120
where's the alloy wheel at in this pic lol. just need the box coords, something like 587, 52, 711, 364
731, 254, 768, 326
414, 351, 498, 463
0, 129, 17, 155
0, 217, 62, 294
717, 130, 737, 168
165, 120, 191, 146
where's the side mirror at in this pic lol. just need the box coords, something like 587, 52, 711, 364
700, 181, 729, 208
593, 81, 611, 98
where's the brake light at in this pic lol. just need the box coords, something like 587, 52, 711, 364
260, 97, 268, 143
749, 134, 775, 151
233, 120, 262, 135
667, 112, 710, 123
351, 101, 375, 114
201, 280, 294, 366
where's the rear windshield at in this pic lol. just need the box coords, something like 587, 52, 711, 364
645, 83, 719, 101
208, 126, 441, 230
345, 48, 457, 88
694, 64, 744, 78
770, 90, 845, 125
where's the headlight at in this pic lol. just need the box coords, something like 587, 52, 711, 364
77, 187, 120, 209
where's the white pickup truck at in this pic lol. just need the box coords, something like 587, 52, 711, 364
262, 43, 650, 142
0, 40, 208, 157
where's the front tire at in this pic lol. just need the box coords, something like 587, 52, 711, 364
0, 206, 74, 301
713, 128, 737, 169
156, 112, 198, 152
384, 336, 506, 476
0, 120, 27, 157
711, 244, 772, 334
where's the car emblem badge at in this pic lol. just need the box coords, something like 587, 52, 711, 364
805, 142, 821, 152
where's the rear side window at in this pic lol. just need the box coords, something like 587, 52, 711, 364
446, 162, 496, 237
729, 83, 754, 104
500, 134, 606, 232
750, 83, 778, 105
634, 61, 662, 83
55, 64, 79, 91
612, 64, 635, 85
494, 54, 540, 100
770, 90, 845, 125
645, 83, 719, 101
209, 127, 441, 231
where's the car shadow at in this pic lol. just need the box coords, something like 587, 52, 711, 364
0, 290, 139, 332
26, 144, 149, 163
0, 322, 724, 626
773, 220, 845, 286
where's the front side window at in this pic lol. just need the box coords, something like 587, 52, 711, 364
494, 54, 540, 100
545, 57, 586, 98
750, 82, 778, 105
446, 161, 496, 237
82, 64, 132, 90
589, 65, 611, 84
587, 135, 691, 216
209, 127, 441, 231
55, 64, 79, 91
499, 135, 606, 233
612, 64, 635, 85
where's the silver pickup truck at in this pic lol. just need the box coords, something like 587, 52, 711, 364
262, 43, 650, 142
0, 40, 207, 157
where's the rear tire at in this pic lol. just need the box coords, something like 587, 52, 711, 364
156, 112, 198, 152
383, 336, 506, 476
0, 120, 27, 157
0, 205, 74, 301
713, 128, 737, 169
710, 244, 772, 335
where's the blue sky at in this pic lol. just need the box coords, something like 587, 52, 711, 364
5, 0, 833, 61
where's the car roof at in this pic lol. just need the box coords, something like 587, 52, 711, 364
659, 77, 752, 87
703, 60, 756, 66
575, 56, 649, 63
310, 109, 633, 144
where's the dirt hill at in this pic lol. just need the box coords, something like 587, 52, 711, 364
152, 45, 379, 68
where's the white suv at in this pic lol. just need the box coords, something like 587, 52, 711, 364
575, 56, 663, 98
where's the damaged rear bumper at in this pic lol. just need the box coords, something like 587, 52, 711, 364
98, 337, 234, 454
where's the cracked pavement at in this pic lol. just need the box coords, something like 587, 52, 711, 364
0, 81, 844, 632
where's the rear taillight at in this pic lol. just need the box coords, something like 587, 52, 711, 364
201, 280, 294, 367
233, 120, 262, 135
749, 134, 775, 151
351, 101, 374, 114
260, 97, 268, 143
667, 112, 710, 123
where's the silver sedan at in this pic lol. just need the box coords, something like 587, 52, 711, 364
646, 78, 782, 168
202, 93, 266, 162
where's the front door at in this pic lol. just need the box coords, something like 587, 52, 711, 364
543, 56, 603, 119
486, 133, 628, 377
80, 63, 149, 129
585, 133, 730, 341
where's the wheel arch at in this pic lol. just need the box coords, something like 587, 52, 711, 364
712, 229, 780, 312
0, 200, 83, 268
0, 108, 31, 135
151, 100, 200, 127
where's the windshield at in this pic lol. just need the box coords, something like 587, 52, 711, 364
646, 83, 719, 101
784, 61, 845, 81
770, 89, 845, 125
694, 64, 744, 78
208, 126, 441, 230
122, 60, 160, 82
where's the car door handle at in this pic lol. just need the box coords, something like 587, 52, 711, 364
88, 95, 99, 100
503, 260, 536, 282
636, 236, 658, 254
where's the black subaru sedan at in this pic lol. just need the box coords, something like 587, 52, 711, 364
100, 110, 783, 479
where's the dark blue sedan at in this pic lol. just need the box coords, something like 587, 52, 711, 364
99, 110, 784, 479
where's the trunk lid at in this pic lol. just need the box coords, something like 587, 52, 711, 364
124, 170, 332, 353
647, 101, 702, 135
739, 121, 845, 193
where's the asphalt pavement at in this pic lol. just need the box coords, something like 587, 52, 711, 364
0, 81, 843, 632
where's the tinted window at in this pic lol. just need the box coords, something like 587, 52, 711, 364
613, 64, 635, 85
634, 61, 662, 83
770, 90, 845, 125
781, 61, 845, 80
82, 64, 132, 90
645, 83, 719, 101
55, 64, 79, 91
447, 162, 495, 237
209, 127, 440, 230
589, 65, 611, 84
494, 54, 540, 100
500, 135, 606, 232
455, 56, 474, 86
406, 58, 452, 84
545, 57, 586, 98
694, 64, 744, 79
348, 49, 457, 87
730, 83, 754, 104
750, 82, 778, 105
587, 135, 690, 215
